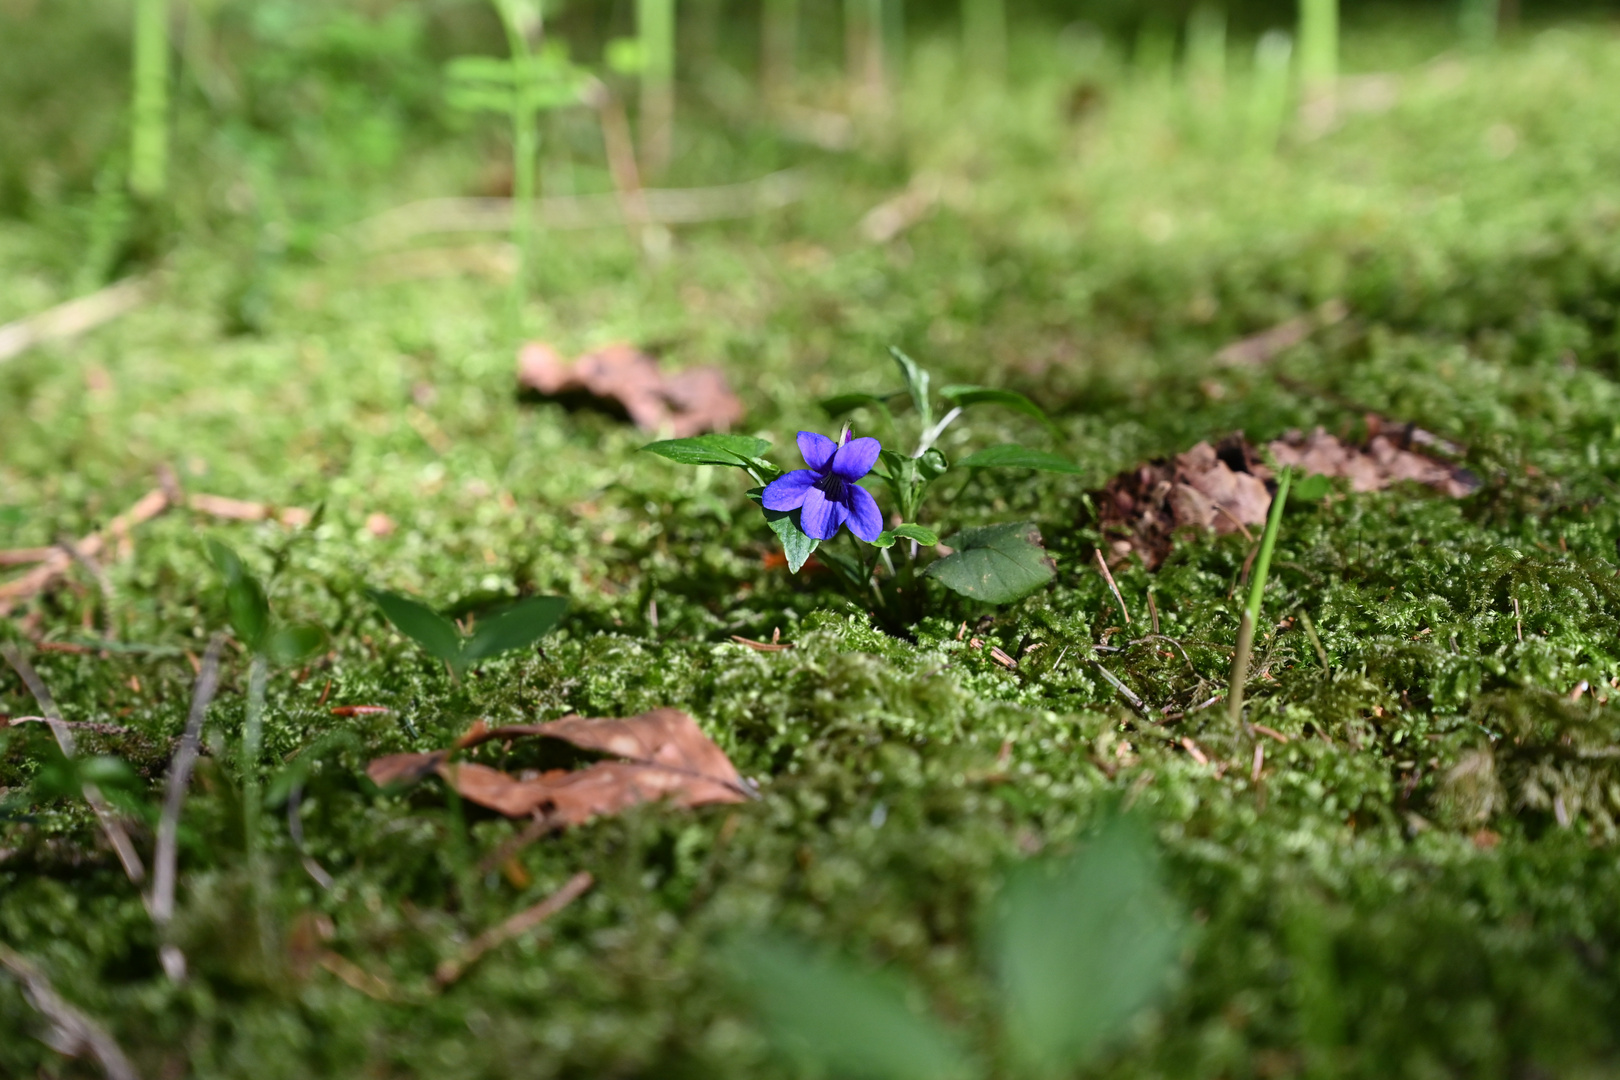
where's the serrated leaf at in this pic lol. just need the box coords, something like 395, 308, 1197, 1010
642, 434, 772, 469
924, 521, 1055, 604
888, 347, 933, 432
957, 444, 1084, 475
940, 385, 1056, 429
366, 588, 464, 667
462, 595, 569, 662
726, 935, 974, 1080
266, 624, 327, 667
208, 540, 270, 651
991, 816, 1183, 1076
872, 523, 941, 549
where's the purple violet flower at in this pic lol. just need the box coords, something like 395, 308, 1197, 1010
762, 431, 884, 542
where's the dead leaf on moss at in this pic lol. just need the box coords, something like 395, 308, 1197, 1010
517, 342, 743, 437
366, 707, 754, 827
1098, 424, 1479, 568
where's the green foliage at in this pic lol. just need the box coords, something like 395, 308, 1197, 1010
955, 444, 1082, 474
208, 540, 325, 664
366, 588, 568, 673
924, 522, 1057, 605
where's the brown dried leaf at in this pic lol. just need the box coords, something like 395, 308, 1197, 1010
365, 708, 752, 827
517, 341, 743, 437
1097, 425, 1479, 568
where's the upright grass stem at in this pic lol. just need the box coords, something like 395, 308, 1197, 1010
761, 0, 800, 100
638, 0, 676, 176
130, 0, 170, 198
1298, 0, 1338, 97
962, 0, 1004, 79
494, 0, 541, 329
1228, 469, 1292, 728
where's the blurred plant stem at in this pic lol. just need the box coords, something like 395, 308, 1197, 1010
761, 0, 800, 101
1228, 468, 1292, 728
845, 0, 889, 113
1185, 3, 1227, 94
1298, 0, 1338, 96
130, 0, 170, 199
638, 0, 676, 177
1247, 30, 1294, 153
494, 0, 542, 334
1460, 0, 1501, 46
963, 0, 1005, 80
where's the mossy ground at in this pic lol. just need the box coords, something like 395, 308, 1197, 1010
5, 6, 1620, 1078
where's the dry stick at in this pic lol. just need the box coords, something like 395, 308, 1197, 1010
287, 782, 336, 890
0, 276, 151, 366
1094, 548, 1131, 625
55, 536, 117, 638
0, 645, 146, 885
1091, 653, 1149, 715
1228, 468, 1292, 731
150, 635, 224, 982
0, 547, 56, 567
0, 489, 169, 619
435, 871, 595, 986
0, 943, 140, 1080
1513, 597, 1523, 643
585, 79, 656, 257
1147, 590, 1161, 635
5, 717, 137, 736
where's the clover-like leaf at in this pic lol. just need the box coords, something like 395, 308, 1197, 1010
366, 588, 464, 667
462, 595, 569, 663
924, 521, 1056, 604
726, 934, 974, 1080
642, 434, 773, 470
956, 444, 1083, 475
991, 815, 1183, 1076
872, 524, 941, 549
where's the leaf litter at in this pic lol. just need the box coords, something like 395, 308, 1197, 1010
517, 341, 744, 437
367, 707, 755, 826
1098, 422, 1480, 568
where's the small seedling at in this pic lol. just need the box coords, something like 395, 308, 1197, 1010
366, 589, 568, 680
728, 815, 1184, 1080
644, 347, 1076, 627
1227, 468, 1292, 727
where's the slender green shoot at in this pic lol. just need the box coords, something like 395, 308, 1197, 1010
963, 0, 1006, 80
1460, 0, 1501, 48
493, 0, 542, 326
1248, 30, 1294, 153
130, 0, 171, 198
1186, 4, 1227, 94
761, 0, 801, 100
1228, 468, 1292, 728
1298, 0, 1339, 95
638, 0, 676, 176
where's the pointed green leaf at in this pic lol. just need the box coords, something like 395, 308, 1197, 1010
208, 540, 270, 652
764, 509, 820, 573
366, 589, 464, 666
991, 816, 1183, 1075
872, 524, 941, 550
924, 522, 1056, 604
940, 385, 1057, 429
889, 347, 933, 432
266, 624, 327, 667
642, 434, 773, 469
462, 595, 569, 662
821, 392, 900, 425
957, 444, 1084, 475
726, 935, 974, 1080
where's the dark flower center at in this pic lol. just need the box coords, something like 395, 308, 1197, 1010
817, 474, 845, 501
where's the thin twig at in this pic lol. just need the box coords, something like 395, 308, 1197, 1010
1094, 549, 1131, 624
1147, 590, 1160, 635
4, 716, 135, 736
1090, 652, 1149, 715
288, 782, 335, 891
0, 276, 151, 366
0, 943, 140, 1080
55, 535, 116, 638
150, 635, 224, 981
0, 489, 169, 618
0, 645, 146, 885
434, 871, 594, 986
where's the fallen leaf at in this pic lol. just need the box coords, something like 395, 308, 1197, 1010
366, 707, 753, 827
1097, 426, 1479, 568
518, 342, 743, 437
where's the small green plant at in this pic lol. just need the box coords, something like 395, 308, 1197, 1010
728, 815, 1184, 1080
644, 347, 1076, 628
1227, 467, 1292, 727
129, 0, 171, 199
366, 589, 568, 679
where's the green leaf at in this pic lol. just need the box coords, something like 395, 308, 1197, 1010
208, 540, 270, 652
991, 816, 1183, 1076
605, 36, 644, 74
888, 347, 933, 432
726, 935, 974, 1080
821, 392, 899, 423
872, 524, 941, 549
956, 444, 1084, 475
924, 522, 1056, 604
764, 508, 820, 573
366, 589, 464, 667
462, 595, 569, 662
940, 385, 1056, 429
266, 624, 327, 667
642, 434, 773, 469
1290, 472, 1334, 502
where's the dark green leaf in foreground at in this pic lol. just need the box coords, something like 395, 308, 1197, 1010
991, 816, 1183, 1076
462, 595, 569, 662
956, 444, 1084, 475
924, 522, 1056, 604
872, 523, 942, 549
726, 935, 973, 1080
366, 588, 464, 666
939, 385, 1056, 428
641, 434, 772, 469
208, 539, 270, 651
